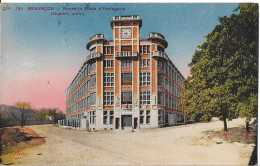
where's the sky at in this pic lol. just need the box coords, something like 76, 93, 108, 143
0, 3, 239, 112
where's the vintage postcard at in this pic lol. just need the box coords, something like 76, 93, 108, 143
0, 2, 258, 165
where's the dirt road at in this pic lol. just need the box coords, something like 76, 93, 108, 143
11, 118, 255, 165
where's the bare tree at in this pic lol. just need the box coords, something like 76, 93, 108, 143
12, 102, 32, 127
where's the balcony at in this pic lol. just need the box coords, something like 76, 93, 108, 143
115, 51, 138, 58
86, 52, 102, 62
86, 34, 105, 50
152, 51, 168, 60
147, 32, 168, 48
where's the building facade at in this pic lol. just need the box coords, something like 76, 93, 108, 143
65, 15, 185, 130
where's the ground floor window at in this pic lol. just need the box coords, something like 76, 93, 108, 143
103, 110, 114, 125
109, 111, 114, 125
177, 114, 184, 123
140, 110, 150, 125
146, 110, 150, 124
90, 111, 96, 124
140, 110, 145, 124
103, 111, 108, 124
158, 109, 165, 126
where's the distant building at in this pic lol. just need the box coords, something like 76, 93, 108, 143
64, 15, 185, 130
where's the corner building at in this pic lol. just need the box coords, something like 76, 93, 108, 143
65, 15, 185, 130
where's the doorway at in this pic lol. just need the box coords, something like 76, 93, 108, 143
121, 115, 132, 129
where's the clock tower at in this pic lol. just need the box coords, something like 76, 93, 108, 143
110, 15, 142, 57
110, 15, 142, 128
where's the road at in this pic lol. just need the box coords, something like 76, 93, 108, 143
12, 118, 255, 165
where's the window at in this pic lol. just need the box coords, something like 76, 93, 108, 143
158, 92, 164, 105
140, 110, 144, 124
90, 92, 96, 105
177, 100, 181, 111
169, 97, 172, 109
171, 68, 174, 80
122, 73, 132, 85
122, 92, 132, 104
165, 64, 168, 73
103, 111, 108, 125
104, 46, 114, 54
165, 79, 169, 91
140, 72, 150, 86
158, 109, 165, 126
90, 111, 96, 124
158, 73, 164, 86
109, 111, 114, 125
140, 91, 150, 105
121, 46, 132, 51
180, 78, 183, 88
173, 99, 176, 109
165, 95, 168, 107
140, 110, 150, 124
104, 92, 114, 106
104, 73, 114, 87
103, 110, 114, 125
140, 58, 150, 67
146, 110, 150, 124
90, 74, 96, 88
84, 96, 90, 108
121, 59, 132, 67
104, 60, 114, 68
140, 45, 150, 54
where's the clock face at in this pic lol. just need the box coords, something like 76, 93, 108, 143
121, 28, 132, 39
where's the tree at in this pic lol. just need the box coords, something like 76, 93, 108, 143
12, 102, 32, 127
35, 108, 65, 124
55, 111, 66, 123
180, 3, 258, 132
230, 4, 258, 133
35, 108, 48, 121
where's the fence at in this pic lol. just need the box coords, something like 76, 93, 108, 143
0, 118, 53, 128
58, 119, 89, 130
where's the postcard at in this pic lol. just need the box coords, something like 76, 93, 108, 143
0, 3, 258, 165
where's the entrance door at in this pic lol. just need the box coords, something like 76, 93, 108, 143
115, 118, 120, 129
134, 117, 138, 129
121, 115, 132, 129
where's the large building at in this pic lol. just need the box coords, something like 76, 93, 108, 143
65, 15, 185, 130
